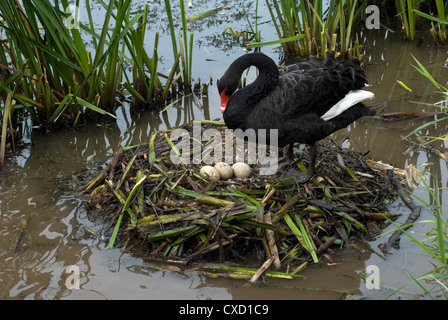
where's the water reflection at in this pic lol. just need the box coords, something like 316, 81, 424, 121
118, 93, 212, 146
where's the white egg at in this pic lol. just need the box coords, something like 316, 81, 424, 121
231, 162, 251, 178
214, 162, 233, 180
200, 165, 221, 180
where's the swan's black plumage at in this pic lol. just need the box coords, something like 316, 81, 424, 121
217, 52, 375, 182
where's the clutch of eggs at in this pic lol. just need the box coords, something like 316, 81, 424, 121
199, 162, 251, 180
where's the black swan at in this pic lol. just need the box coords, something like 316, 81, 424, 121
217, 52, 375, 183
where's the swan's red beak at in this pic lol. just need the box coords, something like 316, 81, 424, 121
220, 90, 229, 113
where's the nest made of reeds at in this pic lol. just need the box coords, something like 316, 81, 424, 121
79, 120, 407, 281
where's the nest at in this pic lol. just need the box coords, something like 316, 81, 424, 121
80, 120, 403, 281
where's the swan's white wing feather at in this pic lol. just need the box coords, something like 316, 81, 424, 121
321, 90, 375, 121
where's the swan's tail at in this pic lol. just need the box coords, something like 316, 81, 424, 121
320, 90, 375, 121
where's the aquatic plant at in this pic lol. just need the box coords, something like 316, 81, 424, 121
0, 1, 200, 139
0, 0, 146, 123
240, 0, 447, 55
0, 0, 206, 169
393, 0, 448, 42
404, 55, 448, 142
164, 0, 194, 92
0, 0, 108, 124
413, 0, 448, 42
257, 0, 367, 59
395, 0, 418, 41
223, 0, 262, 47
385, 57, 448, 299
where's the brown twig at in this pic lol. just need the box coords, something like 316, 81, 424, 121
272, 193, 302, 224
184, 234, 237, 265
108, 137, 123, 183
264, 213, 281, 269
244, 256, 276, 287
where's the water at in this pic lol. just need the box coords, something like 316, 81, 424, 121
1, 1, 448, 300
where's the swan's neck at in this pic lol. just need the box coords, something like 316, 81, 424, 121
229, 54, 280, 107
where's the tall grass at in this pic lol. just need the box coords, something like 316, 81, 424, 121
121, 4, 175, 106
245, 0, 447, 56
0, 0, 200, 169
0, 0, 143, 124
165, 0, 194, 93
263, 0, 367, 59
0, 0, 198, 115
413, 0, 448, 42
395, 0, 418, 41
394, 0, 448, 42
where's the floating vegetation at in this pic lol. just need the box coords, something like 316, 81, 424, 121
79, 120, 415, 281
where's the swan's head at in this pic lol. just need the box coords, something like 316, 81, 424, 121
217, 71, 239, 113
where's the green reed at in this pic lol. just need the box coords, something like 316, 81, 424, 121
165, 0, 194, 92
224, 0, 262, 46
255, 0, 447, 56
414, 0, 448, 42
0, 0, 132, 124
394, 0, 448, 42
0, 0, 198, 125
404, 55, 448, 140
264, 0, 366, 59
395, 0, 418, 41
0, 0, 204, 169
121, 4, 171, 105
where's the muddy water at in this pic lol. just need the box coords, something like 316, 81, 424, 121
1, 2, 448, 300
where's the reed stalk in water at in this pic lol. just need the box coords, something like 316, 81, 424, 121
264, 0, 366, 59
414, 0, 448, 42
0, 0, 201, 136
395, 0, 418, 41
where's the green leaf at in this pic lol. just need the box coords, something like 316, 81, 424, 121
397, 80, 413, 92
283, 213, 318, 263
411, 54, 441, 89
246, 34, 305, 48
107, 212, 124, 249
413, 9, 448, 25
